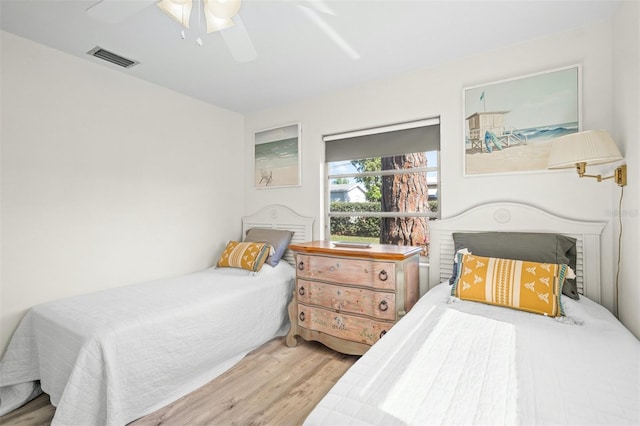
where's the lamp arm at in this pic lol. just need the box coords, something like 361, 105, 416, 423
580, 173, 604, 181
575, 162, 627, 186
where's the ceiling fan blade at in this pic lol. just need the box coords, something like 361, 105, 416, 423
297, 5, 359, 60
301, 0, 336, 16
86, 0, 156, 24
220, 15, 257, 63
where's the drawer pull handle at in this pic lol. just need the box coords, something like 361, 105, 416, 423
380, 330, 387, 338
299, 312, 306, 322
378, 270, 388, 281
298, 286, 305, 296
378, 300, 388, 311
298, 261, 304, 271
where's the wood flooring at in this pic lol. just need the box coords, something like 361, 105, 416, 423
0, 337, 358, 426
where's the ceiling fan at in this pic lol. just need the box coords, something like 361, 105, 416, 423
86, 0, 359, 63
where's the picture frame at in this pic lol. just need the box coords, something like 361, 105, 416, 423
254, 123, 301, 188
463, 65, 581, 176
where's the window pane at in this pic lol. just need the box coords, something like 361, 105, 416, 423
329, 152, 433, 176
329, 216, 380, 242
329, 216, 433, 256
329, 197, 380, 211
328, 160, 357, 176
330, 171, 433, 210
427, 171, 438, 204
380, 170, 432, 212
426, 150, 438, 167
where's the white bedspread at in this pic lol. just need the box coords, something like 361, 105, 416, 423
305, 282, 640, 426
0, 262, 295, 425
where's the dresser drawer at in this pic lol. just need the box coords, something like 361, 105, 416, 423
296, 305, 392, 346
296, 279, 396, 321
296, 254, 395, 290
286, 241, 421, 355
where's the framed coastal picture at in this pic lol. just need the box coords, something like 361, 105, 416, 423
463, 65, 581, 176
254, 123, 301, 188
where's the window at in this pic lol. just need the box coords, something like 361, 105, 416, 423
325, 118, 440, 255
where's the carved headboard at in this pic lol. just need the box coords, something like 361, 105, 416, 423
242, 204, 314, 266
428, 202, 606, 303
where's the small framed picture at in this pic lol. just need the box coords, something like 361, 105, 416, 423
463, 65, 581, 176
254, 123, 301, 188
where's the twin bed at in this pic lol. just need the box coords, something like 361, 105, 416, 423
1, 202, 638, 425
306, 202, 640, 425
0, 204, 313, 426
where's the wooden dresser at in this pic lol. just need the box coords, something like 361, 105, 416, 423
286, 241, 421, 355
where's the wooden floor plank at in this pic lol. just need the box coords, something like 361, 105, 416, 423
207, 350, 333, 425
0, 337, 358, 426
252, 356, 355, 425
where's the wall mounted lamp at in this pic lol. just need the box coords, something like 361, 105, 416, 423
547, 130, 627, 186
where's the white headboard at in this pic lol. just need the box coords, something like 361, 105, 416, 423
428, 202, 606, 303
242, 204, 314, 266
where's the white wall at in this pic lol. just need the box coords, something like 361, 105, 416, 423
0, 31, 246, 354
244, 19, 621, 312
612, 1, 640, 338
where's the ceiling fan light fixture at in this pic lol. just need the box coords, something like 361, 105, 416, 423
203, 7, 235, 33
157, 0, 192, 28
204, 0, 241, 20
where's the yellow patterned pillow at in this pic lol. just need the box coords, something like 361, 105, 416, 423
451, 252, 567, 317
217, 241, 271, 272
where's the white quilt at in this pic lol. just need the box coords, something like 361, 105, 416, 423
0, 262, 295, 425
305, 282, 640, 426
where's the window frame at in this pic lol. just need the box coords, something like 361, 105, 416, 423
324, 151, 441, 241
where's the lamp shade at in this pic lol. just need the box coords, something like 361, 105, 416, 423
157, 0, 192, 28
205, 0, 241, 19
547, 130, 623, 169
204, 8, 234, 33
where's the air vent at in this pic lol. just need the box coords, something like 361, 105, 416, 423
87, 46, 139, 69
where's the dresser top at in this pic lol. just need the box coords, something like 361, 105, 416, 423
289, 240, 422, 261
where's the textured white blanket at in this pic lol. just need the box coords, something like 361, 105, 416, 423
305, 283, 640, 425
0, 262, 295, 425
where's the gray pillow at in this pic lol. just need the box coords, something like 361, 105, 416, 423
451, 232, 579, 300
244, 228, 294, 267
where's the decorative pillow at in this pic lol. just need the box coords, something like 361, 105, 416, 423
452, 232, 579, 300
451, 252, 567, 317
449, 248, 470, 285
216, 241, 271, 272
244, 228, 294, 267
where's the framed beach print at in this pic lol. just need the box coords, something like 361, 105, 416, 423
254, 123, 301, 188
463, 65, 581, 176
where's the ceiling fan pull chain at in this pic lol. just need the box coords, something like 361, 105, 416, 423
181, 3, 186, 40
196, 0, 204, 46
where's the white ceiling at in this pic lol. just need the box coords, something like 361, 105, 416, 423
0, 0, 621, 114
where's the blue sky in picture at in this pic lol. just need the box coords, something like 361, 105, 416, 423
465, 67, 578, 132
